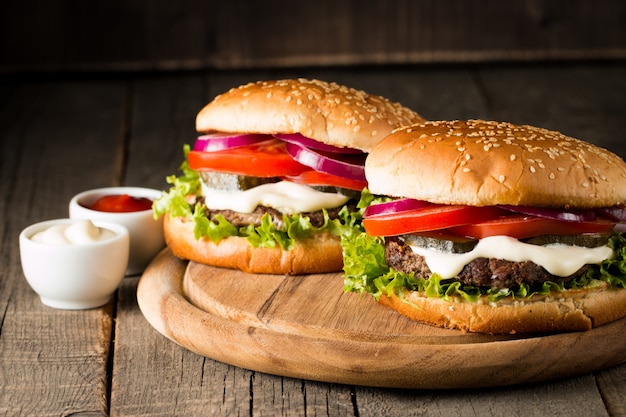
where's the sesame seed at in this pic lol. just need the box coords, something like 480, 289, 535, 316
510, 154, 516, 161
582, 182, 590, 188
498, 175, 505, 183
529, 166, 536, 173
463, 167, 471, 173
549, 173, 556, 179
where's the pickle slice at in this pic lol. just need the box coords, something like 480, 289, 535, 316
522, 233, 611, 248
400, 234, 478, 254
198, 172, 279, 191
310, 185, 362, 200
400, 232, 612, 255
199, 172, 362, 199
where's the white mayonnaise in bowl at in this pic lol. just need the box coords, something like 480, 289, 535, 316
19, 218, 129, 310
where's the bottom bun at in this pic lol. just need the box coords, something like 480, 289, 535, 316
378, 285, 626, 334
163, 214, 343, 274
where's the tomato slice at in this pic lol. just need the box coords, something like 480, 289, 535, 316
188, 139, 309, 177
447, 215, 616, 240
284, 170, 367, 191
363, 205, 505, 236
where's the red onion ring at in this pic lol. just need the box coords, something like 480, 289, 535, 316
274, 133, 364, 154
194, 133, 273, 152
364, 198, 434, 217
614, 223, 626, 233
498, 205, 596, 222
284, 142, 366, 181
596, 206, 626, 222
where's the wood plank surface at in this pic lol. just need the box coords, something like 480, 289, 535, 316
1, 64, 625, 416
0, 78, 127, 415
2, 1, 626, 72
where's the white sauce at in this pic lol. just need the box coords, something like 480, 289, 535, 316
201, 180, 350, 214
409, 235, 613, 278
31, 220, 116, 245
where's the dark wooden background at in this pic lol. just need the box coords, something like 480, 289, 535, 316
2, 0, 625, 73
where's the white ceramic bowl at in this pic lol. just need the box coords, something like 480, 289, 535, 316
19, 219, 129, 310
69, 186, 165, 275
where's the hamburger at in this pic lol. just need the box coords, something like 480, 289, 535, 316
153, 78, 424, 274
343, 119, 626, 334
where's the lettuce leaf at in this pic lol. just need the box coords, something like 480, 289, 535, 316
192, 207, 238, 242
152, 144, 201, 219
152, 146, 368, 250
341, 228, 626, 302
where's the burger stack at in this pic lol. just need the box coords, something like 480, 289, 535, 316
155, 79, 626, 335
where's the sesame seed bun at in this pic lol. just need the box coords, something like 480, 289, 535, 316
359, 119, 626, 334
366, 119, 626, 208
164, 78, 423, 275
196, 78, 425, 152
379, 284, 626, 334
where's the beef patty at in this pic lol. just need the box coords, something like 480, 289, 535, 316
205, 202, 357, 229
385, 237, 590, 289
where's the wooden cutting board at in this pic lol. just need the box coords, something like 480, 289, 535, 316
137, 249, 626, 389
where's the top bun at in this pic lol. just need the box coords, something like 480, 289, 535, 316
196, 78, 424, 152
366, 120, 626, 209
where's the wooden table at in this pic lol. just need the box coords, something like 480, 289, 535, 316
1, 63, 625, 416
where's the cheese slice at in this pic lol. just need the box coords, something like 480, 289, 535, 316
202, 180, 350, 214
409, 235, 613, 278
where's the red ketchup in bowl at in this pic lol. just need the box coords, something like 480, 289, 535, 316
86, 194, 153, 213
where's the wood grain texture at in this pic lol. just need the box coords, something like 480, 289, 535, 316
354, 376, 611, 417
111, 275, 254, 416
0, 79, 126, 416
137, 249, 626, 390
2, 0, 625, 73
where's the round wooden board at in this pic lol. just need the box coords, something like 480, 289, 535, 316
137, 249, 626, 389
